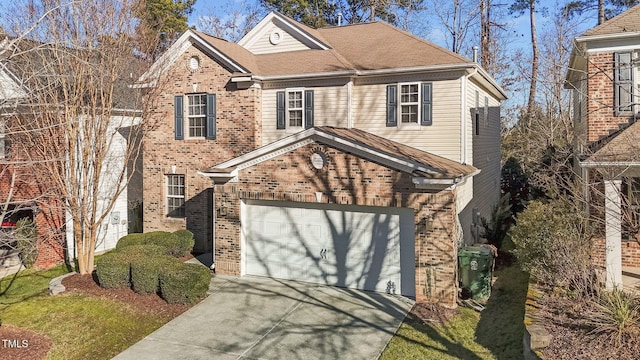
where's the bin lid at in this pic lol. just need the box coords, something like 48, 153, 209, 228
458, 245, 493, 257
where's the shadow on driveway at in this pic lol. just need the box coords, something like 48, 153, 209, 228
113, 275, 414, 360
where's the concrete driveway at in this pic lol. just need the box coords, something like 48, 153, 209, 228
113, 275, 414, 360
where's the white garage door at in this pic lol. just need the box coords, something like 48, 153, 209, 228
242, 200, 415, 296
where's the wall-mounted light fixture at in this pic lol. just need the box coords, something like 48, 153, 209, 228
219, 200, 228, 216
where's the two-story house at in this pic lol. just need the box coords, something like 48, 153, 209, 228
139, 12, 506, 306
566, 4, 640, 291
0, 37, 143, 269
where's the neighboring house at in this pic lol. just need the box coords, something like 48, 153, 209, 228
566, 4, 640, 290
0, 37, 142, 268
139, 12, 506, 306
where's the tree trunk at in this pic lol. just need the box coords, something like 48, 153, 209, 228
598, 0, 605, 25
480, 0, 491, 70
527, 0, 538, 118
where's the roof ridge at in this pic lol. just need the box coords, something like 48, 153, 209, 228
582, 3, 640, 36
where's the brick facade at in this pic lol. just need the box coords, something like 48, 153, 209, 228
212, 143, 459, 307
0, 163, 65, 269
586, 52, 634, 142
142, 46, 261, 253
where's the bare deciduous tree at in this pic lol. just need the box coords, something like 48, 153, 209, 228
1, 0, 157, 274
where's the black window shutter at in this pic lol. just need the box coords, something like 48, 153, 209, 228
421, 83, 432, 126
386, 85, 397, 127
276, 91, 286, 129
206, 93, 216, 140
614, 52, 634, 116
304, 90, 314, 129
174, 95, 184, 140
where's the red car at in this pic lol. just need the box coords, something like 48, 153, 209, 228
1, 218, 16, 228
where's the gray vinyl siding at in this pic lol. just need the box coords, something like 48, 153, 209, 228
352, 79, 462, 161
459, 81, 501, 244
262, 84, 349, 144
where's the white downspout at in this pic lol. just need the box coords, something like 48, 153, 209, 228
347, 79, 353, 128
210, 184, 216, 272
461, 67, 478, 165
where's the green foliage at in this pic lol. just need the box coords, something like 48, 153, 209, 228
115, 233, 146, 250
587, 288, 640, 347
15, 218, 38, 268
119, 244, 169, 257
173, 229, 195, 256
481, 193, 513, 249
134, 0, 196, 60
159, 263, 210, 304
130, 255, 180, 294
508, 199, 593, 288
95, 252, 134, 289
116, 232, 184, 258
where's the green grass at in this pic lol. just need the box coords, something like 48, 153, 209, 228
0, 266, 175, 360
381, 265, 529, 360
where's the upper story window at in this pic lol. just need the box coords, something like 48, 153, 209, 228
173, 93, 216, 140
276, 89, 314, 130
187, 94, 207, 138
400, 84, 420, 124
287, 90, 304, 127
386, 82, 432, 128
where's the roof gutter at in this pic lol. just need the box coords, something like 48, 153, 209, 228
412, 168, 480, 189
575, 31, 640, 43
580, 160, 640, 168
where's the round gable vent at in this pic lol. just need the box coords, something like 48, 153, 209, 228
189, 56, 200, 70
269, 30, 283, 45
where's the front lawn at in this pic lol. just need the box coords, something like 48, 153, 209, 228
381, 265, 529, 360
0, 266, 193, 360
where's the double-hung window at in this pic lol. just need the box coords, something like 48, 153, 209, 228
166, 174, 185, 218
386, 82, 432, 128
287, 90, 304, 128
187, 94, 207, 138
174, 93, 216, 140
276, 89, 314, 130
400, 84, 420, 124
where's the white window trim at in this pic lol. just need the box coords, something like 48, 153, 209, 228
166, 174, 185, 218
484, 96, 489, 128
186, 93, 207, 139
285, 87, 305, 133
398, 82, 421, 130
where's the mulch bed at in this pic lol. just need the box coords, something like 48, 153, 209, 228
538, 293, 640, 359
0, 325, 52, 360
62, 272, 197, 318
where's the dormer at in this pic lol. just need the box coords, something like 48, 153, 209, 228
238, 12, 331, 55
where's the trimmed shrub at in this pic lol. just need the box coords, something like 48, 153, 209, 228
130, 255, 181, 294
159, 263, 211, 304
115, 233, 145, 250
15, 218, 38, 268
119, 244, 169, 257
145, 231, 183, 257
173, 230, 195, 256
95, 252, 133, 289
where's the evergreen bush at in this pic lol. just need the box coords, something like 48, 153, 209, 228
159, 263, 210, 304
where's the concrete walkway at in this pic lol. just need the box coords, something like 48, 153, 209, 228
113, 275, 413, 360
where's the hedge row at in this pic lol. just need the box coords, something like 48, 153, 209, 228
115, 230, 194, 257
95, 230, 208, 304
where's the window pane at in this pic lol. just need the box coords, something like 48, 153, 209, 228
288, 91, 302, 109
289, 110, 303, 127
401, 105, 418, 123
401, 84, 419, 103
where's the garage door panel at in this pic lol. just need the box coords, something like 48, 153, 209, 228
242, 200, 414, 296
